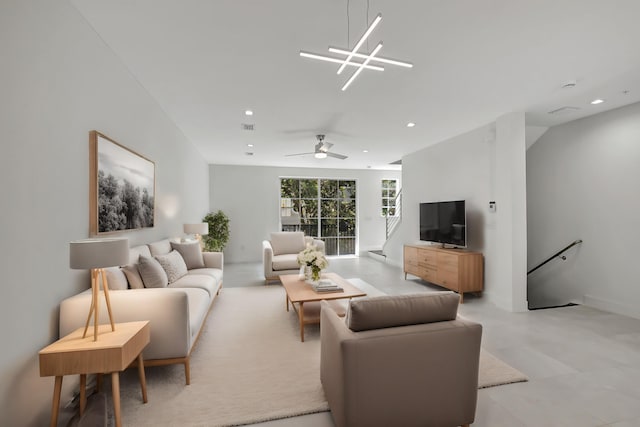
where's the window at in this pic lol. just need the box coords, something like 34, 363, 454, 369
280, 178, 356, 256
381, 179, 397, 217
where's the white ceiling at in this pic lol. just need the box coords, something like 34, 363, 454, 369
71, 0, 640, 170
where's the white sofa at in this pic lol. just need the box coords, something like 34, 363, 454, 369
59, 239, 223, 385
262, 231, 325, 283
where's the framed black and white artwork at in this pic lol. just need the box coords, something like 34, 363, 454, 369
90, 131, 155, 235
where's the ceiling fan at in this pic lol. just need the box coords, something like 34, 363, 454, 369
285, 135, 348, 160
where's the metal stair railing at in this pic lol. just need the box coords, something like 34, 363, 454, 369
385, 190, 402, 239
527, 239, 583, 275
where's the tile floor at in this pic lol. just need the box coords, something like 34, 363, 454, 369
224, 256, 640, 427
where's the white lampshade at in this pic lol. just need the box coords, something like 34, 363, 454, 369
184, 223, 209, 235
69, 238, 129, 270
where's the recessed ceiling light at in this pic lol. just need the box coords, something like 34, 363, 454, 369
245, 110, 253, 116
590, 99, 604, 105
407, 122, 416, 128
247, 144, 254, 148
363, 150, 369, 153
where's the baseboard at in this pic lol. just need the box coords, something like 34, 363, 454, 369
583, 294, 640, 320
367, 250, 386, 262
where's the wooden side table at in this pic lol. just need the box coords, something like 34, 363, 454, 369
39, 321, 150, 427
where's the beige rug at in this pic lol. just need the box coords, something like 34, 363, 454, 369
113, 282, 526, 426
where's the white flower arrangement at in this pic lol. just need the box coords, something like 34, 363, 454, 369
297, 243, 328, 281
297, 244, 328, 269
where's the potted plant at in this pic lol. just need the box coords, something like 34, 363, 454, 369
202, 210, 230, 252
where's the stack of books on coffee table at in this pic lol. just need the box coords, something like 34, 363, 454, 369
312, 279, 344, 293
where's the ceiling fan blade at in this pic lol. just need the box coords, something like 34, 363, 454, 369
319, 141, 333, 152
326, 152, 348, 160
285, 152, 314, 157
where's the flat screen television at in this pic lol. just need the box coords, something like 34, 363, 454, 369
419, 200, 466, 247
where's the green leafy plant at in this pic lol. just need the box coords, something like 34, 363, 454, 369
202, 210, 230, 252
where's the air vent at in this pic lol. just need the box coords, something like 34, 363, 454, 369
241, 123, 254, 131
389, 159, 402, 165
548, 106, 580, 115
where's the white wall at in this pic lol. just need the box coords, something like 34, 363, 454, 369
386, 114, 528, 312
527, 101, 640, 317
0, 2, 210, 425
495, 113, 528, 311
209, 165, 401, 263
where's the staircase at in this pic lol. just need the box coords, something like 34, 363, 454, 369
369, 190, 402, 260
385, 190, 402, 240
527, 239, 583, 310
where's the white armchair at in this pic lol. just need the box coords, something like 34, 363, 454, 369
263, 231, 325, 284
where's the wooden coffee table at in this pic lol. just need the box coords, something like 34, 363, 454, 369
279, 272, 366, 342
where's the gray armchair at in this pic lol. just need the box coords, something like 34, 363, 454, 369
262, 231, 325, 284
320, 292, 482, 427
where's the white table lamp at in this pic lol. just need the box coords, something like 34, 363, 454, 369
70, 238, 129, 341
183, 223, 209, 246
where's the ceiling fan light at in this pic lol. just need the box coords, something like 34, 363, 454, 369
314, 152, 327, 159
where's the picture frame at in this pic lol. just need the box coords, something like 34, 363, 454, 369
90, 131, 155, 235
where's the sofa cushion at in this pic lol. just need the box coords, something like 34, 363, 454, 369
345, 292, 459, 332
138, 255, 169, 288
170, 274, 218, 297
170, 241, 205, 270
155, 250, 188, 284
272, 254, 300, 271
121, 264, 144, 289
105, 267, 128, 290
128, 245, 152, 265
270, 232, 306, 256
187, 268, 223, 285
148, 239, 172, 257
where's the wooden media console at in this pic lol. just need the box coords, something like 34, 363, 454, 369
403, 245, 483, 302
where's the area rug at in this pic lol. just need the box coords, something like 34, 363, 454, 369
112, 282, 527, 426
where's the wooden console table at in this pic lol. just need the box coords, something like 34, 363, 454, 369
404, 245, 483, 302
39, 321, 150, 427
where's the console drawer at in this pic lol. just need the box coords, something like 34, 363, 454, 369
437, 269, 459, 290
404, 247, 418, 265
422, 267, 437, 282
418, 250, 437, 266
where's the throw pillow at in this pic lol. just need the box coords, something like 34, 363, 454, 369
154, 250, 188, 284
122, 264, 144, 289
105, 267, 128, 290
138, 255, 169, 288
170, 241, 205, 270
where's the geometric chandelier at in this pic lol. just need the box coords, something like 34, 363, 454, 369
300, 13, 413, 91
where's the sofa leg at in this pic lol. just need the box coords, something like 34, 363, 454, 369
184, 358, 191, 385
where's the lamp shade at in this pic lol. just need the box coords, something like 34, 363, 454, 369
69, 238, 129, 269
184, 223, 209, 235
